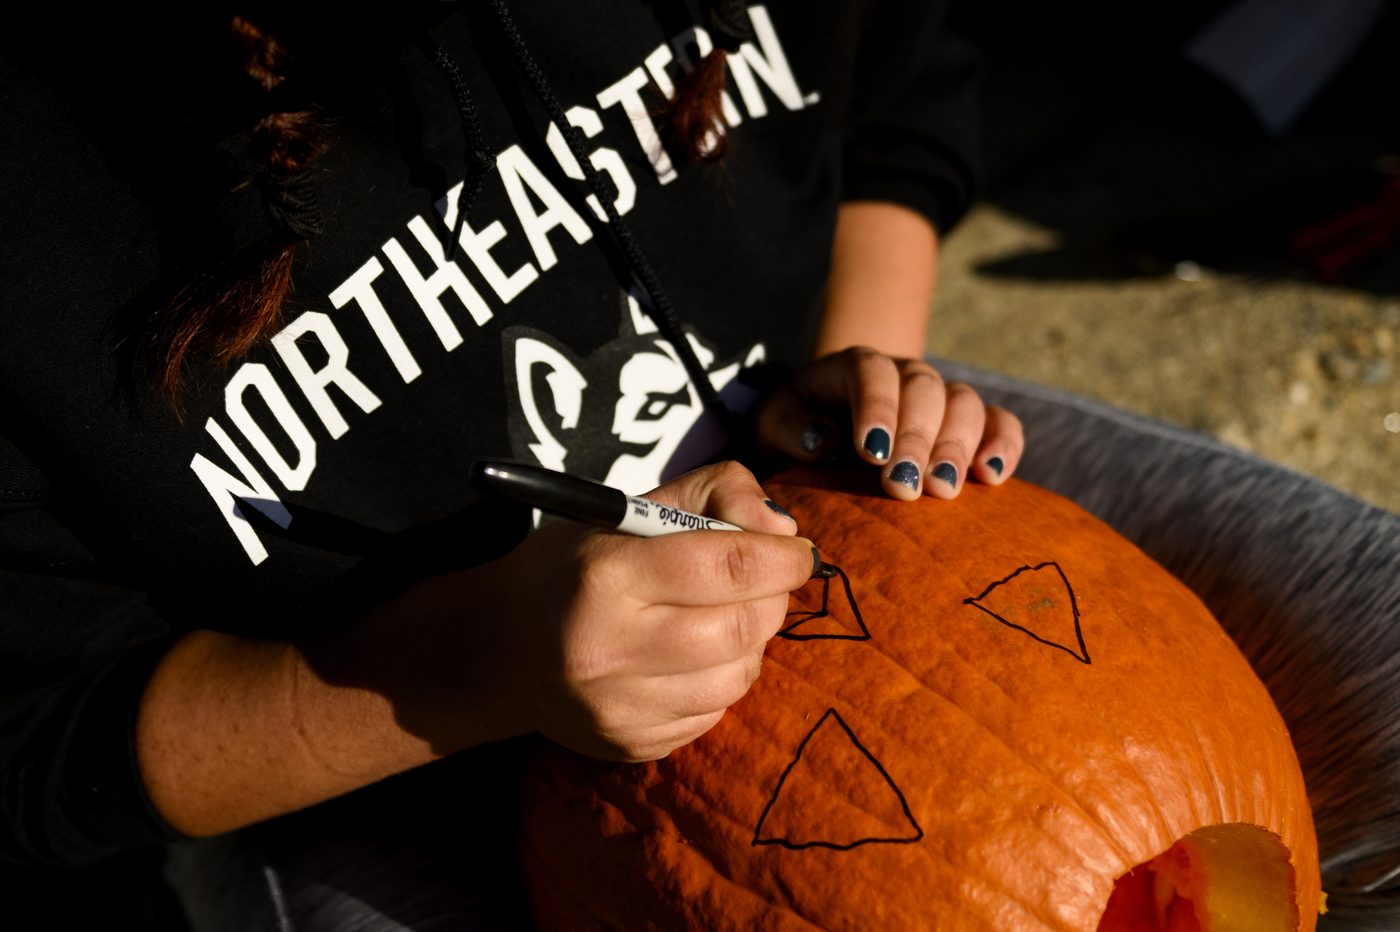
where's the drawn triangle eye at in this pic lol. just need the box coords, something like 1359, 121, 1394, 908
964, 562, 1090, 664
779, 564, 870, 641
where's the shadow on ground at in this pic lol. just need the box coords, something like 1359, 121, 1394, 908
952, 0, 1400, 295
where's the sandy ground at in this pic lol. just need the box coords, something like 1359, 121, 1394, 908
926, 203, 1400, 514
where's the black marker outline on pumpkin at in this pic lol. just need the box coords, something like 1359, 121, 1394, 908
752, 708, 923, 850
964, 561, 1090, 664
778, 565, 871, 641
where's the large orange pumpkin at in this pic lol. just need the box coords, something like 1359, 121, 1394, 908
520, 467, 1321, 931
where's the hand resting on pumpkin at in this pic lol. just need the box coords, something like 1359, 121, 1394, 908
136, 461, 813, 836
755, 201, 1025, 502
755, 349, 1025, 502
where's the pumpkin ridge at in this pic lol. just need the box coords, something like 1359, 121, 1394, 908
852, 600, 1157, 867
1027, 544, 1305, 870
1012, 593, 1198, 853
1057, 562, 1288, 846
742, 659, 936, 838
1023, 590, 1230, 858
769, 631, 1152, 907
1146, 608, 1281, 831
733, 656, 1019, 910
751, 708, 924, 851
662, 679, 938, 885
659, 717, 965, 932
683, 850, 834, 932
928, 489, 1263, 852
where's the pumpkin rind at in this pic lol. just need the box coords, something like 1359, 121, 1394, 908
521, 468, 1320, 931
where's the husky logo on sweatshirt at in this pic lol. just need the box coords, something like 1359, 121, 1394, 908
504, 290, 765, 496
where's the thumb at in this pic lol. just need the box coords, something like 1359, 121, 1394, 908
644, 461, 798, 536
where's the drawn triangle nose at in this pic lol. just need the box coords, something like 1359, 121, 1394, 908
753, 709, 921, 850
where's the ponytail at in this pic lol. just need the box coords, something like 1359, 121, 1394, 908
659, 0, 753, 163
663, 50, 731, 163
153, 16, 327, 408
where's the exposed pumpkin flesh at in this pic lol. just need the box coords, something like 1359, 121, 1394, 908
1098, 824, 1298, 931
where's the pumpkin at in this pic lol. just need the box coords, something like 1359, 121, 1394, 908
520, 467, 1321, 931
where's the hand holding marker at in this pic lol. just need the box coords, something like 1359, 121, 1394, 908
471, 460, 839, 580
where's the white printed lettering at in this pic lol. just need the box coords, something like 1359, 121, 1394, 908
644, 43, 677, 97
496, 145, 593, 272
272, 311, 382, 440
734, 6, 806, 114
726, 51, 766, 118
225, 363, 317, 491
545, 107, 637, 220
439, 181, 539, 303
189, 418, 293, 565
382, 215, 494, 350
329, 258, 421, 384
597, 67, 678, 184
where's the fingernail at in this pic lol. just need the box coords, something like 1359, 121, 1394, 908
863, 428, 890, 461
810, 546, 821, 577
932, 462, 958, 488
800, 421, 831, 454
889, 461, 920, 491
986, 456, 1004, 476
764, 499, 794, 520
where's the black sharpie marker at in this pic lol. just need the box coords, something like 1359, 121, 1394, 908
471, 459, 838, 579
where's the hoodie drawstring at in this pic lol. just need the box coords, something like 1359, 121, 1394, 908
424, 39, 497, 264
426, 2, 743, 436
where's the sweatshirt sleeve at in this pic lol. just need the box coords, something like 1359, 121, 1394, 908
0, 440, 185, 866
841, 0, 980, 234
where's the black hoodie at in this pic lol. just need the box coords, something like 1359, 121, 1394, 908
0, 0, 977, 864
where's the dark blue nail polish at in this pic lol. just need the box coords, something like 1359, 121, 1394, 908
889, 461, 920, 491
987, 456, 1004, 476
863, 428, 891, 461
800, 421, 831, 454
764, 499, 794, 520
932, 462, 958, 487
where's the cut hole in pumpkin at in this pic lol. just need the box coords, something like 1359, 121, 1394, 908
1097, 823, 1299, 932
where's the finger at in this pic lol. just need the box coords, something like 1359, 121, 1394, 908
923, 382, 986, 500
791, 348, 901, 465
574, 648, 763, 760
753, 384, 840, 463
847, 349, 902, 465
970, 406, 1025, 486
644, 460, 798, 536
549, 706, 727, 763
881, 359, 946, 501
626, 593, 789, 675
608, 710, 728, 763
643, 649, 766, 723
588, 527, 817, 607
